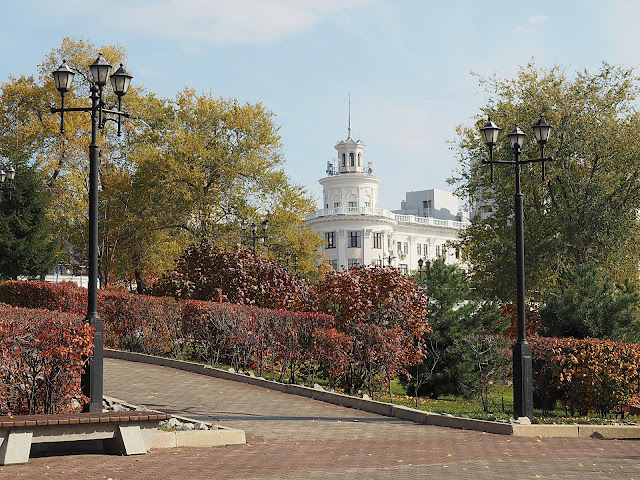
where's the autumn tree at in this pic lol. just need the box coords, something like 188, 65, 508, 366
315, 265, 430, 398
0, 37, 321, 288
123, 88, 322, 286
152, 243, 315, 311
453, 63, 640, 300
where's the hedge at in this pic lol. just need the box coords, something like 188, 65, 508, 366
0, 281, 340, 387
180, 300, 337, 384
0, 303, 93, 415
14, 280, 640, 415
0, 280, 86, 316
532, 337, 640, 416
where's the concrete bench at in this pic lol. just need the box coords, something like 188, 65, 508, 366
0, 410, 171, 465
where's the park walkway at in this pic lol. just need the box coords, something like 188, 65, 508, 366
3, 357, 640, 479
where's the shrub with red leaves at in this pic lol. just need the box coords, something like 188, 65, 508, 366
99, 291, 182, 358
532, 337, 640, 416
152, 243, 315, 311
0, 303, 93, 415
0, 280, 87, 316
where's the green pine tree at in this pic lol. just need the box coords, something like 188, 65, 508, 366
405, 257, 509, 401
0, 164, 60, 280
540, 263, 640, 341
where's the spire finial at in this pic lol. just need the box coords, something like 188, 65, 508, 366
348, 92, 352, 140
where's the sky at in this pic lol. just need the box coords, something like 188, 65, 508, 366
1, 0, 640, 209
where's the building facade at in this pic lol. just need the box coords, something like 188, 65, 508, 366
306, 127, 469, 273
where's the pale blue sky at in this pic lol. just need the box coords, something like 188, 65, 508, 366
1, 0, 638, 209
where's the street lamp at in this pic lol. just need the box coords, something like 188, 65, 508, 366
386, 253, 396, 266
51, 53, 132, 413
480, 115, 553, 420
0, 165, 16, 201
241, 218, 268, 254
417, 258, 431, 283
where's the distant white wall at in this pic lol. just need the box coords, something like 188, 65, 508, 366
395, 189, 463, 221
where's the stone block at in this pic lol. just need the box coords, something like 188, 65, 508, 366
103, 425, 147, 455
579, 424, 640, 439
512, 424, 579, 437
0, 430, 33, 465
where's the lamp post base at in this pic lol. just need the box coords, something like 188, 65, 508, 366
513, 341, 533, 420
82, 314, 104, 413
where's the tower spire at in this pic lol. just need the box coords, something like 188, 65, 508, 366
348, 92, 352, 140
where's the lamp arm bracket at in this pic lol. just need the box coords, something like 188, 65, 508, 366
50, 106, 92, 114
100, 108, 130, 118
482, 159, 516, 165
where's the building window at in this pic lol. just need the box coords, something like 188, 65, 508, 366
329, 259, 338, 271
357, 153, 361, 166
325, 232, 336, 249
399, 264, 408, 275
348, 258, 361, 269
397, 241, 402, 253
455, 248, 460, 259
348, 231, 361, 248
334, 202, 340, 208
365, 201, 371, 207
417, 243, 421, 256
436, 245, 441, 257
349, 152, 355, 166
342, 153, 346, 166
348, 201, 357, 210
373, 232, 382, 249
403, 242, 408, 254
424, 244, 428, 256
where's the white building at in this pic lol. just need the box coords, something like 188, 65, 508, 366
306, 125, 470, 274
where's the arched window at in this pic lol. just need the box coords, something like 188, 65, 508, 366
342, 153, 346, 167
358, 153, 361, 166
349, 152, 355, 166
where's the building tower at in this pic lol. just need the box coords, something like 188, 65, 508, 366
306, 100, 469, 272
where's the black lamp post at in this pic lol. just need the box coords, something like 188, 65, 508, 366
241, 218, 268, 254
480, 115, 552, 420
0, 165, 16, 201
384, 253, 395, 267
51, 54, 132, 413
417, 258, 431, 284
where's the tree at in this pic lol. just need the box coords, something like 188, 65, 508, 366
403, 258, 509, 403
453, 63, 640, 300
123, 88, 322, 285
0, 165, 60, 280
152, 243, 315, 311
540, 263, 640, 341
315, 265, 429, 398
0, 37, 321, 288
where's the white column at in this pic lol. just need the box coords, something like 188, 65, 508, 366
363, 229, 372, 266
337, 230, 347, 271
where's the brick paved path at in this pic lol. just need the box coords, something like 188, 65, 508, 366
3, 358, 640, 479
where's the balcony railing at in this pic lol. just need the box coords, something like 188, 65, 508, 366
307, 207, 469, 230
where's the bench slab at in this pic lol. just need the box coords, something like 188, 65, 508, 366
0, 411, 170, 465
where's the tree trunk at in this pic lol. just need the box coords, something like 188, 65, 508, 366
135, 269, 145, 294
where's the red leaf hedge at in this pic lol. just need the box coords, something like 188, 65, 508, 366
0, 303, 93, 415
0, 281, 87, 316
532, 337, 640, 416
